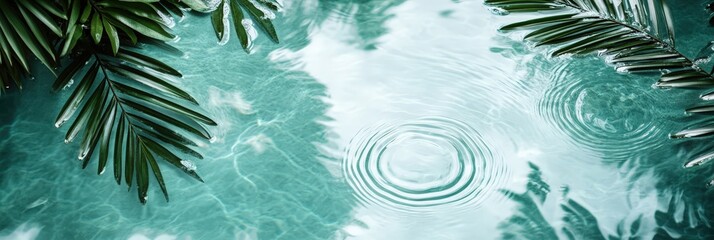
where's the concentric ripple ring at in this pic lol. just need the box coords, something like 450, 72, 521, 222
538, 63, 667, 160
342, 117, 507, 211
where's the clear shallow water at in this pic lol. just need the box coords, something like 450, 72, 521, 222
2, 0, 714, 239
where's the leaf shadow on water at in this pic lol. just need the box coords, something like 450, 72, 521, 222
499, 162, 659, 240
316, 0, 407, 51
195, 60, 354, 239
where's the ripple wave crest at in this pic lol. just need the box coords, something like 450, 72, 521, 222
342, 117, 507, 211
538, 63, 666, 160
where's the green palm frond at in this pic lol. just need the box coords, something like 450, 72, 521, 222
61, 0, 176, 57
0, 0, 276, 203
55, 44, 215, 204
153, 0, 189, 18
485, 0, 688, 75
52, 0, 216, 204
486, 0, 714, 183
0, 0, 64, 91
211, 0, 280, 51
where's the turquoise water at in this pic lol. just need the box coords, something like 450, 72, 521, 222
2, 0, 714, 239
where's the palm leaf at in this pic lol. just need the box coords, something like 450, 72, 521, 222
486, 0, 714, 185
55, 46, 212, 204
60, 0, 178, 57
51, 0, 215, 204
154, 1, 186, 18
0, 0, 281, 204
0, 0, 61, 89
487, 0, 685, 74
210, 0, 280, 52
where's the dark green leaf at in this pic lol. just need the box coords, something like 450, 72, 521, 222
211, 1, 225, 41
65, 80, 106, 143
181, 0, 211, 12
239, 0, 279, 43
116, 49, 182, 76
0, 26, 14, 66
126, 132, 136, 188
500, 13, 578, 30
127, 113, 198, 147
91, 12, 104, 44
53, 52, 91, 91
111, 80, 215, 125
97, 1, 164, 23
231, 0, 251, 50
104, 18, 120, 55
16, 5, 57, 70
0, 6, 29, 71
103, 8, 174, 41
121, 99, 211, 139
60, 24, 84, 57
98, 99, 119, 174
79, 85, 111, 164
135, 124, 204, 159
79, 1, 92, 23
106, 64, 197, 103
67, 0, 81, 32
17, 0, 63, 36
160, 2, 184, 17
256, 0, 280, 11
35, 0, 66, 20
142, 137, 204, 182
56, 62, 99, 127
107, 17, 138, 45
3, 8, 55, 72
114, 117, 125, 185
136, 142, 149, 204
143, 143, 169, 202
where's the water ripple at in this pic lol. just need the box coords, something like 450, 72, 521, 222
342, 117, 507, 212
538, 63, 667, 160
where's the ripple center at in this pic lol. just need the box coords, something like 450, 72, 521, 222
381, 134, 459, 190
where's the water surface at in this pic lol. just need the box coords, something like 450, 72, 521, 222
2, 0, 714, 239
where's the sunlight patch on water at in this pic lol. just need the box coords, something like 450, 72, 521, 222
0, 223, 41, 240
207, 87, 255, 115
244, 133, 274, 154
